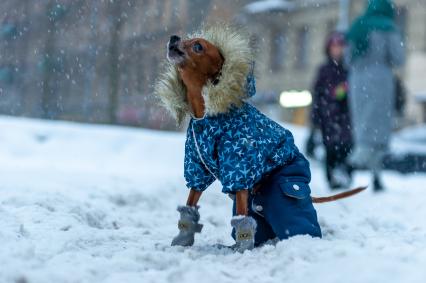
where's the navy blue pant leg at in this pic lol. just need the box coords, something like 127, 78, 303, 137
253, 179, 322, 240
231, 154, 322, 246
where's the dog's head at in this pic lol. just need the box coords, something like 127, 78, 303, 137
167, 35, 224, 90
155, 25, 254, 124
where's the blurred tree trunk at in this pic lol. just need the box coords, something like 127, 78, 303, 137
41, 0, 57, 119
107, 0, 124, 124
20, 0, 33, 115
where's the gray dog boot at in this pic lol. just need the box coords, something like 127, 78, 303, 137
231, 216, 257, 253
171, 205, 203, 246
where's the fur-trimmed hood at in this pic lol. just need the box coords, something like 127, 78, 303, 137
154, 24, 254, 124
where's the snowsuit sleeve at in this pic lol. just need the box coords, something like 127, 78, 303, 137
184, 129, 216, 192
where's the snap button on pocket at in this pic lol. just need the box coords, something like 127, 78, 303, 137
255, 205, 263, 212
293, 184, 300, 191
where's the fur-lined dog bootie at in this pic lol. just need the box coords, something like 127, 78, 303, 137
231, 216, 257, 253
171, 205, 203, 247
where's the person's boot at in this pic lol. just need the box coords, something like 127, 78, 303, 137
373, 174, 384, 192
346, 163, 354, 183
171, 206, 203, 246
231, 216, 257, 253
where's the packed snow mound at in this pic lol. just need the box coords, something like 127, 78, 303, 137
0, 116, 425, 283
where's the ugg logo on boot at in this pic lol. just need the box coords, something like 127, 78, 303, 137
178, 220, 190, 231
237, 230, 253, 241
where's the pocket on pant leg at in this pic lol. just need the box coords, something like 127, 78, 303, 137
279, 181, 311, 202
279, 181, 317, 212
272, 181, 321, 238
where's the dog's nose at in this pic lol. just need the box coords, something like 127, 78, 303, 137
169, 35, 181, 46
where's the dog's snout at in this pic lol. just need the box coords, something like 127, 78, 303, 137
167, 35, 185, 63
169, 35, 181, 46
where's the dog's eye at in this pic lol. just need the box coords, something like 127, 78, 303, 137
192, 42, 203, 53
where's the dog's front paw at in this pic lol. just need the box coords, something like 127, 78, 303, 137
171, 206, 203, 247
231, 216, 257, 253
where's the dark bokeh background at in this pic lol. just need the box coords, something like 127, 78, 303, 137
0, 0, 425, 130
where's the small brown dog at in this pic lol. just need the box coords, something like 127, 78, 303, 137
156, 25, 365, 251
165, 30, 364, 211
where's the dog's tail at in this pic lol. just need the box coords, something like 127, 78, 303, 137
311, 187, 367, 204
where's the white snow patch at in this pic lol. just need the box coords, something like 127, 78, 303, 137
0, 116, 425, 283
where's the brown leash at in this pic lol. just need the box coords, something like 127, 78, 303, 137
311, 186, 367, 203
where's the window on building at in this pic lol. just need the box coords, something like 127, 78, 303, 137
270, 29, 287, 72
295, 26, 309, 70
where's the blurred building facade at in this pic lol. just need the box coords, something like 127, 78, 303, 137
1, 0, 425, 129
0, 0, 256, 129
240, 0, 426, 124
0, 0, 218, 129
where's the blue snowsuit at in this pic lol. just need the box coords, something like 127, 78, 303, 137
184, 103, 322, 245
155, 26, 321, 245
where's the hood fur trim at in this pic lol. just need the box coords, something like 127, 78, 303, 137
154, 24, 253, 124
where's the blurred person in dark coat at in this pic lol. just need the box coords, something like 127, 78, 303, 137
346, 0, 405, 192
311, 32, 353, 189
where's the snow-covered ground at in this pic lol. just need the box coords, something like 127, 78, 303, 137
0, 116, 425, 283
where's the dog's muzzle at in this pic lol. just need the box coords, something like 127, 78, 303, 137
167, 35, 185, 64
